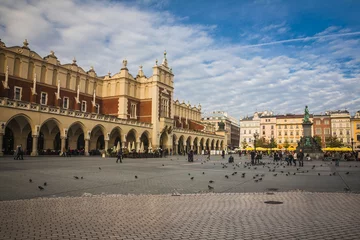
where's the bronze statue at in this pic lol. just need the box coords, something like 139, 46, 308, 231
303, 105, 310, 123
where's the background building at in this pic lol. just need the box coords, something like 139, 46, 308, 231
259, 111, 276, 141
329, 110, 351, 146
351, 111, 360, 151
313, 114, 331, 148
239, 112, 261, 149
202, 111, 240, 150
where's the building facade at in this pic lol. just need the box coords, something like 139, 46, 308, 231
351, 111, 360, 151
0, 39, 225, 156
259, 111, 276, 141
329, 110, 351, 146
202, 111, 240, 150
239, 112, 261, 149
276, 114, 313, 148
313, 114, 331, 148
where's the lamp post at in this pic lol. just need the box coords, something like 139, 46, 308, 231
351, 138, 354, 152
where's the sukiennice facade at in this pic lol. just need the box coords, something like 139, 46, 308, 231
0, 39, 225, 156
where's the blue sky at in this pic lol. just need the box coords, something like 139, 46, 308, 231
0, 0, 359, 119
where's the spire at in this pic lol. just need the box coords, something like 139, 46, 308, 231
162, 50, 168, 67
72, 57, 77, 66
22, 39, 29, 49
137, 65, 144, 77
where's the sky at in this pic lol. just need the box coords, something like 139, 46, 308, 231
0, 0, 359, 119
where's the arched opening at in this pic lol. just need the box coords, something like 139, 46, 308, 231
211, 139, 215, 150
220, 140, 224, 150
140, 131, 150, 153
216, 140, 220, 151
159, 131, 168, 150
186, 136, 192, 153
126, 129, 137, 151
200, 138, 205, 154
109, 127, 122, 151
90, 125, 105, 154
67, 122, 85, 153
206, 139, 210, 151
38, 119, 61, 154
178, 135, 185, 155
4, 114, 33, 155
193, 137, 198, 154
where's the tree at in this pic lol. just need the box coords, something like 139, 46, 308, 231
283, 139, 290, 149
269, 137, 277, 149
325, 136, 343, 148
241, 139, 248, 149
313, 135, 322, 146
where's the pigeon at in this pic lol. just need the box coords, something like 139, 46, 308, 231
191, 177, 194, 180
272, 169, 275, 172
332, 172, 336, 175
286, 174, 288, 176
344, 187, 350, 191
241, 175, 245, 178
202, 172, 205, 174
44, 182, 47, 186
261, 174, 265, 177
38, 186, 44, 190
81, 176, 83, 179
253, 176, 256, 179
29, 179, 32, 183
209, 180, 214, 183
254, 167, 257, 170
162, 164, 164, 166
318, 173, 320, 176
74, 176, 79, 179
330, 174, 332, 176
135, 176, 138, 179
225, 175, 229, 179
232, 173, 235, 176
258, 178, 262, 181
281, 171, 284, 173
188, 173, 191, 176
208, 185, 214, 190
273, 174, 277, 177
201, 163, 203, 165
254, 179, 259, 182
297, 168, 300, 171
346, 172, 350, 175
255, 174, 259, 177
320, 165, 323, 167
293, 173, 296, 175
99, 167, 101, 170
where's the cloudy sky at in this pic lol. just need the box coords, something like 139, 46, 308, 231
1, 0, 359, 119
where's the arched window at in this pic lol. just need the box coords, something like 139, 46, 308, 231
40, 65, 47, 83
66, 73, 71, 89
28, 62, 34, 80
0, 53, 5, 73
52, 69, 57, 86
14, 58, 21, 76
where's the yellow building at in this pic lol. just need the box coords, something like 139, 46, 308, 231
351, 111, 360, 151
276, 114, 313, 149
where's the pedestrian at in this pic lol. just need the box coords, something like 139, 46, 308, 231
288, 152, 294, 166
18, 144, 24, 160
116, 148, 123, 163
228, 154, 234, 163
207, 150, 211, 160
250, 150, 256, 165
293, 151, 297, 166
14, 144, 20, 160
298, 149, 304, 167
221, 150, 225, 159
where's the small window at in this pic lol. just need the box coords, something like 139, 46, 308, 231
14, 87, 22, 100
81, 101, 87, 112
271, 131, 274, 135
271, 126, 274, 129
243, 130, 246, 134
40, 92, 48, 105
63, 97, 69, 109
96, 104, 100, 114
249, 130, 252, 134
130, 103, 137, 119
325, 120, 329, 125
279, 140, 282, 143
316, 128, 321, 134
262, 131, 265, 135
262, 126, 265, 129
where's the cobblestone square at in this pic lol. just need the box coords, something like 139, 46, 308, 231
1, 155, 360, 239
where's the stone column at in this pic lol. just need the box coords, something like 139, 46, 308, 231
60, 137, 66, 153
0, 133, 3, 156
104, 140, 109, 152
84, 139, 89, 156
197, 145, 201, 155
31, 135, 38, 156
174, 143, 178, 155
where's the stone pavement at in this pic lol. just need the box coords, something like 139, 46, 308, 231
1, 192, 360, 239
1, 155, 360, 201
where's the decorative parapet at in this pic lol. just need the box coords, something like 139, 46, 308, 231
0, 98, 153, 129
173, 127, 224, 139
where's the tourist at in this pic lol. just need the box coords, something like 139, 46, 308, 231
250, 150, 256, 165
293, 151, 297, 166
228, 153, 234, 163
221, 150, 225, 159
298, 149, 304, 167
116, 149, 123, 163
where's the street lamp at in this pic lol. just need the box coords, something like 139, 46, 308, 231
253, 132, 259, 152
351, 138, 354, 152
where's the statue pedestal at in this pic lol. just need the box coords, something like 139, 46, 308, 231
296, 121, 323, 159
303, 122, 312, 137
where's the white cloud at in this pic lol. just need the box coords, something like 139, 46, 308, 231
0, 0, 359, 119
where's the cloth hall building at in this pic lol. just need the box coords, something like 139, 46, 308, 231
0, 39, 225, 156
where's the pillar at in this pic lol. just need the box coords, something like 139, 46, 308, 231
197, 145, 201, 155
174, 143, 178, 155
104, 140, 109, 152
31, 135, 38, 156
84, 139, 89, 156
122, 141, 126, 150
183, 144, 186, 154
60, 137, 66, 153
0, 133, 3, 156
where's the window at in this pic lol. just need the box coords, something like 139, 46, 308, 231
325, 120, 329, 125
81, 101, 87, 112
284, 125, 287, 129
357, 134, 360, 141
316, 120, 320, 125
296, 131, 299, 136
346, 130, 350, 136
271, 126, 274, 130
63, 97, 69, 109
271, 131, 274, 135
296, 125, 299, 129
14, 87, 22, 100
279, 140, 282, 143
130, 102, 137, 119
324, 128, 330, 135
290, 131, 293, 136
262, 126, 265, 129
357, 124, 360, 130
40, 92, 48, 105
290, 140, 293, 143
249, 130, 252, 134
248, 138, 251, 143
316, 128, 321, 134
339, 131, 343, 135
278, 126, 281, 129
285, 132, 288, 136
243, 130, 246, 134
278, 131, 281, 136
95, 104, 100, 114
262, 131, 265, 135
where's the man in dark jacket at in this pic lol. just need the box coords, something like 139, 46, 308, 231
298, 149, 304, 167
250, 151, 256, 165
116, 149, 123, 163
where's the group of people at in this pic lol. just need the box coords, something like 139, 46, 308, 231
13, 144, 24, 160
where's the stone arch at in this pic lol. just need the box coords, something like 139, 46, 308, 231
211, 139, 215, 150
160, 131, 168, 150
0, 53, 5, 73
140, 130, 150, 152
186, 136, 192, 153
39, 118, 62, 153
178, 135, 185, 155
205, 138, 210, 151
193, 137, 199, 154
126, 129, 138, 150
200, 138, 205, 153
216, 139, 220, 150
109, 126, 122, 150
67, 121, 86, 151
90, 124, 106, 151
4, 114, 34, 155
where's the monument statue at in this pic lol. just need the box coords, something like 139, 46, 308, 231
303, 105, 310, 123
218, 121, 225, 131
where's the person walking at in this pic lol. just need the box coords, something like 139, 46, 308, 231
298, 149, 304, 167
293, 151, 297, 166
250, 150, 256, 165
116, 148, 123, 163
221, 150, 225, 159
